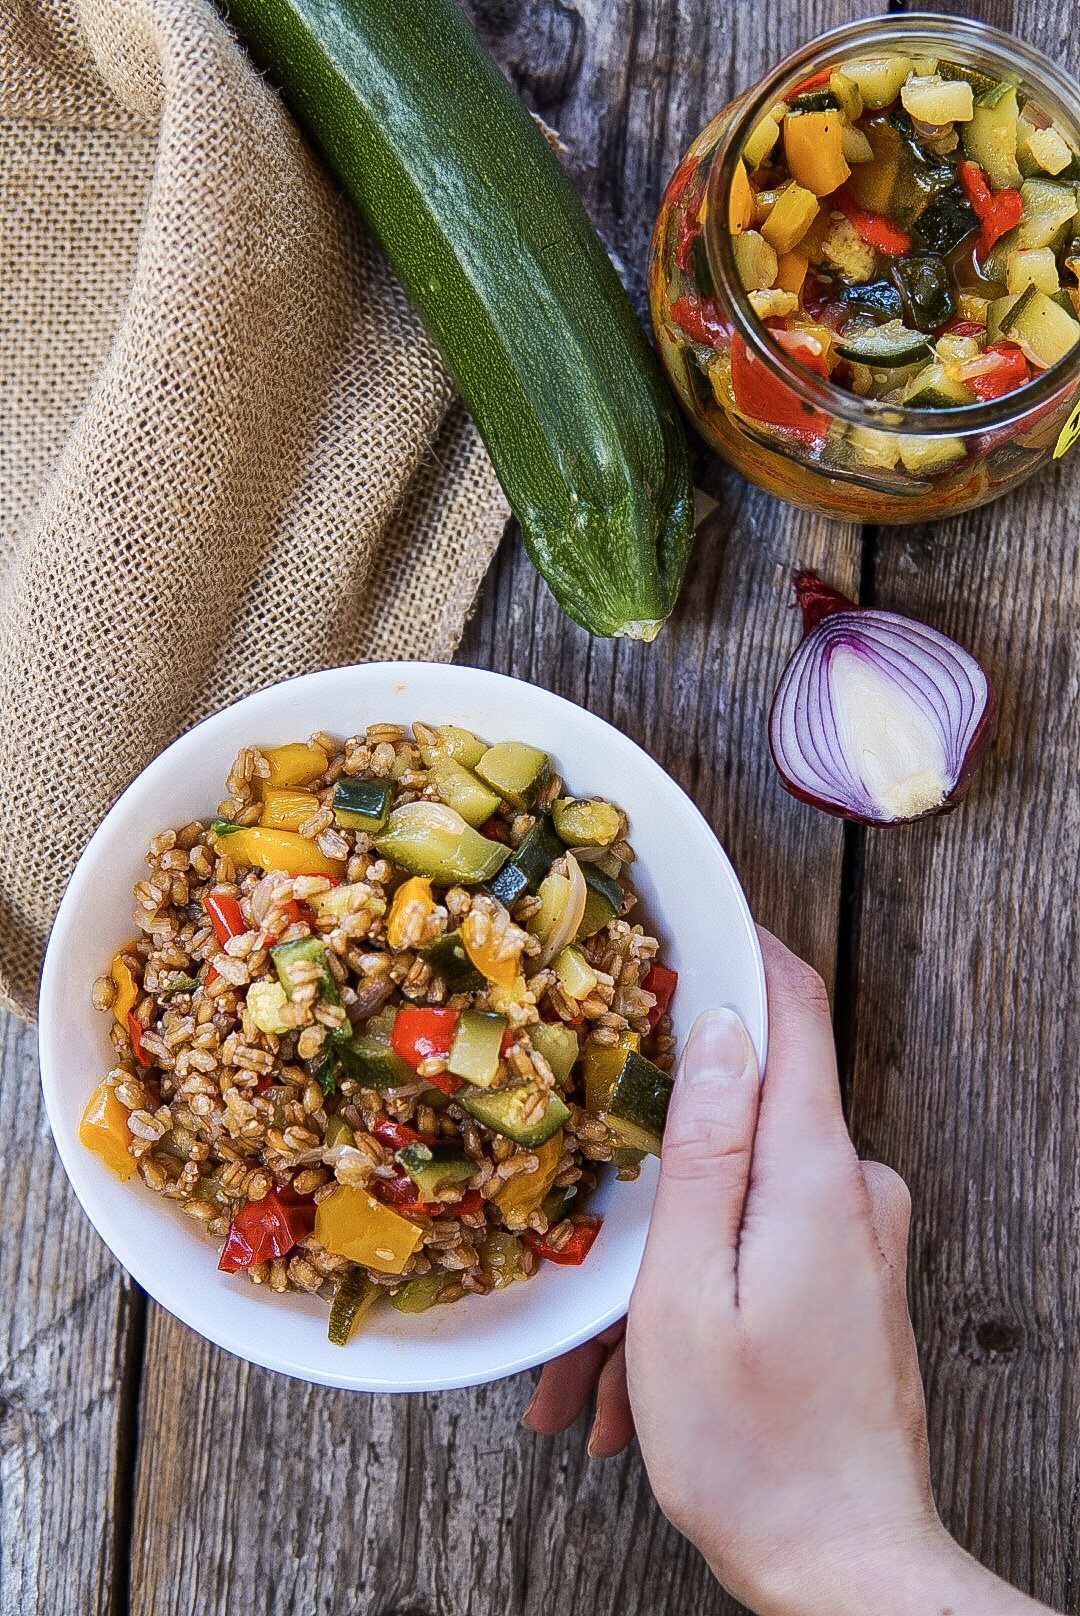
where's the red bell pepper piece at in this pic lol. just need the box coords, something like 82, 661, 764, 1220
964, 342, 1030, 401
373, 1173, 440, 1216
835, 192, 912, 256
674, 218, 702, 274
203, 889, 248, 985
940, 318, 987, 338
391, 1007, 459, 1066
203, 888, 246, 947
375, 1179, 485, 1218
665, 150, 708, 275
217, 1184, 316, 1272
261, 896, 318, 949
664, 151, 702, 216
957, 158, 992, 211
478, 815, 510, 843
643, 963, 678, 1030
731, 332, 831, 442
957, 160, 1023, 258
525, 1215, 603, 1266
128, 1012, 151, 1067
788, 66, 833, 97
669, 294, 731, 348
390, 1007, 464, 1092
371, 1118, 435, 1151
422, 1070, 466, 1095
542, 1003, 584, 1027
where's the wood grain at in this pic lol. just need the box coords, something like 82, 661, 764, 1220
128, 2, 869, 1613
849, 456, 1080, 1609
0, 1011, 140, 1616
9, 2, 1077, 1615
845, 6, 1080, 1610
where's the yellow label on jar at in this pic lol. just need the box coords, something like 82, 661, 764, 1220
1053, 399, 1080, 460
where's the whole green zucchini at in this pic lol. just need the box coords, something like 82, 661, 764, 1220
223, 0, 694, 639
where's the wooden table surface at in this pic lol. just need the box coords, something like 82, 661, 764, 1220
3, 0, 1078, 1611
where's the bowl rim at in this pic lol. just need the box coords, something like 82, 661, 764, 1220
38, 662, 767, 1390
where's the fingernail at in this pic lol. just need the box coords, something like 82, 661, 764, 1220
682, 1008, 756, 1087
521, 1393, 539, 1429
587, 1419, 602, 1459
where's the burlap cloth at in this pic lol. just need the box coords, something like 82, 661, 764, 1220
0, 0, 512, 1019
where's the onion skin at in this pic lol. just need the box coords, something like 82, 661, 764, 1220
769, 572, 998, 827
791, 571, 853, 633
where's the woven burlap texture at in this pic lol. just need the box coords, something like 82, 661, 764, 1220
0, 0, 511, 1019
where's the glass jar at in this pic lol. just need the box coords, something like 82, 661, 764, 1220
649, 15, 1080, 523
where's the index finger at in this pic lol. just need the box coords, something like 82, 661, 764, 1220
753, 926, 853, 1173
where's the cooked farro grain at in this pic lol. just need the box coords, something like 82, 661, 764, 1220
81, 722, 680, 1344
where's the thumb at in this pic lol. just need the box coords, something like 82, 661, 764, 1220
643, 1009, 761, 1284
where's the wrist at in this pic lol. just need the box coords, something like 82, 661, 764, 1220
721, 1526, 1053, 1616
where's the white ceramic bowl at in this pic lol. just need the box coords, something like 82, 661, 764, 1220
39, 664, 766, 1392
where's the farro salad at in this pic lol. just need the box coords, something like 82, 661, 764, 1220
81, 723, 678, 1344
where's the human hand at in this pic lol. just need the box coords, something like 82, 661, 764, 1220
522, 930, 928, 1507
625, 927, 943, 1614
524, 929, 1055, 1616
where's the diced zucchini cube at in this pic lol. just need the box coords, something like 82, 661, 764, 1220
332, 778, 393, 832
474, 741, 551, 809
374, 802, 509, 884
448, 1010, 508, 1089
416, 725, 488, 769
429, 758, 501, 827
527, 1021, 580, 1088
553, 945, 599, 1002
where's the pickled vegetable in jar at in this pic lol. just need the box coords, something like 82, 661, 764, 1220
650, 16, 1080, 522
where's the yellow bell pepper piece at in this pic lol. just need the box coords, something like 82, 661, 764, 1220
493, 1130, 564, 1222
775, 249, 809, 295
260, 787, 319, 831
487, 972, 530, 1014
261, 741, 328, 788
79, 1082, 136, 1181
743, 110, 781, 171
761, 181, 819, 255
315, 1186, 423, 1274
246, 979, 294, 1034
109, 949, 141, 1028
584, 1030, 641, 1114
386, 876, 436, 950
782, 111, 851, 197
216, 824, 344, 878
463, 927, 519, 989
728, 156, 754, 234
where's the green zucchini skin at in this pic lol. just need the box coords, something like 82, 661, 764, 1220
223, 0, 694, 639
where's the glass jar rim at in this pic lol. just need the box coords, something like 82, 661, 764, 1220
706, 12, 1080, 436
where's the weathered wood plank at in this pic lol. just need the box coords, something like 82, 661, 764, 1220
0, 1009, 140, 1616
847, 7, 1080, 1609
130, 2, 873, 1612
850, 467, 1080, 1609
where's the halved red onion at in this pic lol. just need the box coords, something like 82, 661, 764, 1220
769, 572, 997, 826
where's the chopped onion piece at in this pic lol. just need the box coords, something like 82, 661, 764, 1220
768, 572, 996, 825
537, 853, 588, 966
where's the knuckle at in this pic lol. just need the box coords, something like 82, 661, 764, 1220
760, 929, 832, 1016
786, 957, 831, 1017
865, 1159, 913, 1227
793, 1141, 862, 1206
661, 1106, 753, 1186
